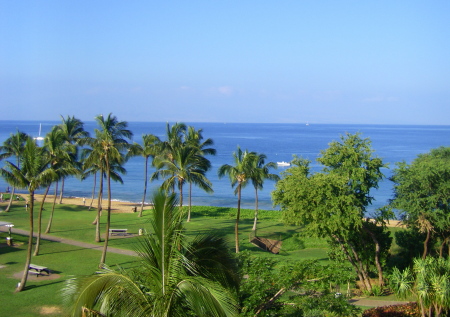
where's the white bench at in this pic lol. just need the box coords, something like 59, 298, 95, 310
29, 264, 50, 275
109, 228, 128, 236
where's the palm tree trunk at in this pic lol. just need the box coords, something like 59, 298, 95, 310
363, 225, 384, 287
235, 184, 241, 253
45, 181, 58, 234
34, 184, 50, 256
422, 229, 431, 259
252, 188, 259, 233
16, 191, 35, 292
5, 186, 15, 212
187, 182, 192, 222
89, 172, 97, 211
58, 178, 65, 204
100, 165, 111, 267
140, 157, 148, 217
94, 173, 103, 242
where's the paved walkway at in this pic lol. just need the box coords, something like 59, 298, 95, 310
1, 227, 413, 308
0, 227, 137, 257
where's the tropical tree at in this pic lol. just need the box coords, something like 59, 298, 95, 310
35, 126, 77, 255
390, 146, 450, 259
184, 126, 216, 222
0, 131, 28, 212
43, 126, 79, 236
218, 146, 257, 253
152, 144, 212, 213
63, 190, 239, 317
0, 137, 56, 292
273, 133, 390, 291
127, 134, 162, 217
84, 113, 132, 266
390, 257, 450, 317
249, 153, 279, 234
56, 115, 89, 204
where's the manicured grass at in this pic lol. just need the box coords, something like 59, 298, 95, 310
0, 199, 405, 315
0, 234, 138, 316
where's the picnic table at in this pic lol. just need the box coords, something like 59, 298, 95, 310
29, 264, 50, 276
109, 228, 128, 236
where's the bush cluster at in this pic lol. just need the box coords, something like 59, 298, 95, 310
362, 303, 420, 317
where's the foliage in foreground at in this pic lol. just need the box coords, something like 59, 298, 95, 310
63, 190, 239, 317
362, 302, 420, 317
389, 257, 450, 317
237, 251, 360, 316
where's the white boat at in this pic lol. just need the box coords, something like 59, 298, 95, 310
277, 161, 291, 167
34, 124, 44, 141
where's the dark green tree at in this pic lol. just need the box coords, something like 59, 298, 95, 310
0, 131, 28, 212
390, 146, 450, 259
127, 134, 162, 217
249, 153, 279, 234
273, 133, 389, 291
184, 126, 216, 222
56, 115, 89, 204
0, 137, 56, 292
84, 113, 132, 266
218, 146, 257, 253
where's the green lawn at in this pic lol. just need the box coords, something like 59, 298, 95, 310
0, 199, 402, 316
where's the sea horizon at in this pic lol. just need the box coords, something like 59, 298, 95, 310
1, 120, 449, 214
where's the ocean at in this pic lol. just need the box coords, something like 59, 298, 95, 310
1, 120, 449, 215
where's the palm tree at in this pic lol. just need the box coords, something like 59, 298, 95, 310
0, 137, 56, 292
0, 131, 28, 212
56, 115, 89, 204
391, 257, 450, 317
85, 113, 132, 266
63, 190, 239, 317
218, 146, 257, 253
152, 145, 212, 213
43, 126, 78, 236
127, 134, 162, 217
249, 153, 279, 234
158, 122, 187, 191
184, 126, 216, 222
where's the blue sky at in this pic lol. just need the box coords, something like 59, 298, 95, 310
1, 1, 449, 124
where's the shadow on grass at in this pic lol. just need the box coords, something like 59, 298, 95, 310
0, 245, 23, 255
25, 279, 65, 290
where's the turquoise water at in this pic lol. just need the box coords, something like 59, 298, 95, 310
1, 121, 449, 214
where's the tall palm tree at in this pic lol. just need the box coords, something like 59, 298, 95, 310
184, 126, 216, 222
56, 115, 89, 204
0, 131, 28, 212
43, 126, 78, 236
152, 145, 212, 213
127, 134, 162, 217
84, 113, 132, 266
218, 146, 257, 253
158, 122, 187, 191
249, 153, 279, 234
63, 190, 239, 317
0, 137, 56, 292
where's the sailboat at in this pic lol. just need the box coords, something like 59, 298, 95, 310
34, 123, 44, 141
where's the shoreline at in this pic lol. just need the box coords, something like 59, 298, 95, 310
3, 193, 405, 227
32, 194, 150, 214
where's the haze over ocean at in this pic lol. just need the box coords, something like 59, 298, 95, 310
1, 121, 449, 215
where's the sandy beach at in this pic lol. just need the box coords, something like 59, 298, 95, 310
4, 193, 405, 227
30, 194, 151, 214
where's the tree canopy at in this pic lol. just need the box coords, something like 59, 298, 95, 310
273, 133, 390, 291
390, 146, 450, 258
